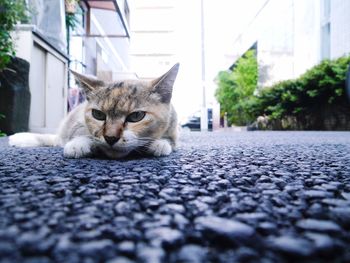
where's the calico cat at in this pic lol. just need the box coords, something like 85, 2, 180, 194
9, 64, 180, 159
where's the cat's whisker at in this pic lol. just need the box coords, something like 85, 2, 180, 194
134, 147, 149, 155
136, 137, 156, 142
114, 145, 132, 150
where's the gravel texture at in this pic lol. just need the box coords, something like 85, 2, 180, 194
0, 131, 350, 263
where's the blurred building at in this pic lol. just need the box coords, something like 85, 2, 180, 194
14, 0, 69, 133
69, 0, 133, 81
13, 0, 132, 133
129, 0, 222, 130
68, 0, 134, 111
129, 0, 178, 80
226, 0, 350, 88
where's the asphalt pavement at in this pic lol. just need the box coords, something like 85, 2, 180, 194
0, 131, 350, 263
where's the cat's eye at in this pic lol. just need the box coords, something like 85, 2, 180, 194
126, 111, 146, 123
92, 109, 106, 121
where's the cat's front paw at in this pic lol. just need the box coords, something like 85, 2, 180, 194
148, 139, 172, 157
63, 137, 92, 158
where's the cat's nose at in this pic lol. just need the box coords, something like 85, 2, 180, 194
104, 136, 120, 146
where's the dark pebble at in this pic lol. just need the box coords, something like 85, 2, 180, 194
195, 216, 255, 242
1, 132, 350, 262
145, 227, 183, 247
79, 239, 114, 255
304, 190, 332, 199
296, 219, 342, 233
106, 257, 135, 263
269, 235, 314, 256
117, 241, 135, 254
176, 244, 207, 263
304, 232, 335, 251
137, 245, 164, 263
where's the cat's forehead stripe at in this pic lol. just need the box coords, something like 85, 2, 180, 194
91, 80, 160, 119
103, 83, 140, 96
96, 88, 140, 119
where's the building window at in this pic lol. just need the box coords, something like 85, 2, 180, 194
124, 0, 130, 27
321, 0, 331, 21
320, 0, 331, 60
321, 23, 330, 60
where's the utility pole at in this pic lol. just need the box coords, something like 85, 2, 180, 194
200, 0, 208, 131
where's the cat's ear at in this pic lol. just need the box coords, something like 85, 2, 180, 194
150, 63, 179, 104
70, 70, 105, 99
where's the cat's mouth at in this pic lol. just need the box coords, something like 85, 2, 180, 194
112, 146, 131, 153
99, 144, 133, 158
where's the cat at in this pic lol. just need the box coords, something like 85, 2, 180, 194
9, 63, 180, 159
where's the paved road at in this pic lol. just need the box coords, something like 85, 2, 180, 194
0, 131, 350, 263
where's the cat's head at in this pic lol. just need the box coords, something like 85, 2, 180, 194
71, 64, 179, 157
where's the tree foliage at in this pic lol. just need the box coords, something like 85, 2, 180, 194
253, 55, 350, 120
0, 113, 5, 136
215, 51, 350, 128
0, 0, 28, 71
215, 49, 258, 125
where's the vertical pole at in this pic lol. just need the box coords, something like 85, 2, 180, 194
66, 13, 71, 112
224, 112, 228, 129
346, 63, 350, 102
200, 0, 208, 131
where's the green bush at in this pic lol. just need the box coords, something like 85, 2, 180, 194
215, 53, 350, 128
215, 49, 258, 125
0, 114, 5, 136
253, 55, 350, 120
0, 0, 28, 71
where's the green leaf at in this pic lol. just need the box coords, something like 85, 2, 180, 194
307, 90, 318, 97
335, 88, 343, 96
215, 49, 258, 125
0, 0, 28, 70
215, 52, 350, 127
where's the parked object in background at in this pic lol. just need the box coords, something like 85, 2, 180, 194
0, 57, 31, 135
248, 115, 270, 131
182, 109, 212, 131
256, 115, 269, 127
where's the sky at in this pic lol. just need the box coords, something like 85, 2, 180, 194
170, 0, 264, 121
128, 0, 265, 121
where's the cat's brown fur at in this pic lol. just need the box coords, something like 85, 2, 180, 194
9, 64, 180, 159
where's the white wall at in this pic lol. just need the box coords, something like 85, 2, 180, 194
293, 0, 321, 77
257, 0, 295, 86
228, 0, 350, 88
69, 5, 131, 81
330, 0, 350, 58
129, 0, 178, 79
130, 0, 203, 121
